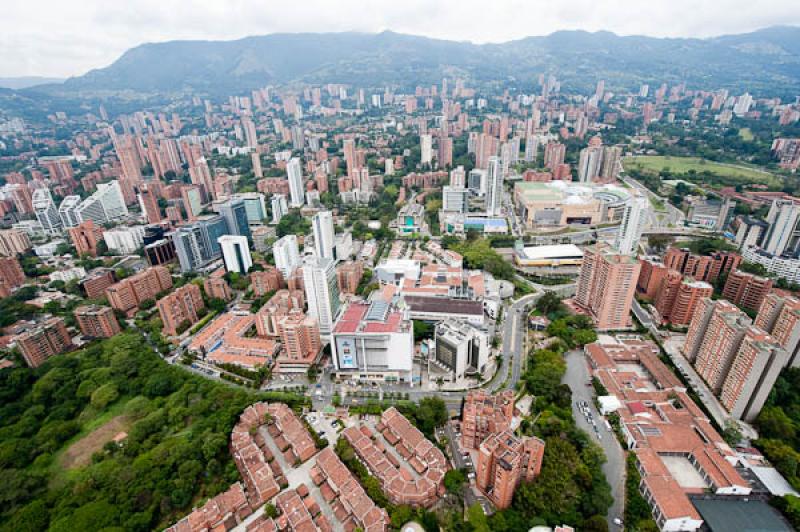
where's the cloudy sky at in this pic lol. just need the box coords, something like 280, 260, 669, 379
2, 0, 799, 78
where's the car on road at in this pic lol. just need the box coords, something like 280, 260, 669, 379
613, 517, 623, 527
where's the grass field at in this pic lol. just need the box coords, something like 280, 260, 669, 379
623, 155, 780, 188
738, 128, 754, 141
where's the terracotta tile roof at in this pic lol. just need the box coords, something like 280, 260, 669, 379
587, 341, 751, 528
342, 408, 447, 507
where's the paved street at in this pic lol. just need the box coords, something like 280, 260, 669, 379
631, 299, 654, 328
563, 350, 625, 530
620, 174, 685, 229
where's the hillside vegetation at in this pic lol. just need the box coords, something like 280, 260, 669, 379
0, 332, 306, 531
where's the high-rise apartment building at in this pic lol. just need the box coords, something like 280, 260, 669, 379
303, 255, 340, 339
106, 265, 173, 315
524, 133, 538, 163
255, 289, 305, 337
343, 138, 356, 176
476, 431, 545, 510
15, 317, 72, 368
420, 134, 433, 166
252, 152, 263, 178
691, 300, 751, 392
271, 194, 288, 224
614, 194, 648, 255
157, 283, 204, 336
0, 229, 31, 257
762, 199, 800, 256
241, 117, 258, 148
251, 267, 283, 296
181, 185, 203, 221
653, 273, 713, 326
438, 136, 453, 168
755, 293, 800, 367
58, 195, 82, 228
543, 142, 566, 170
78, 181, 128, 224
636, 257, 670, 300
80, 269, 116, 300
32, 188, 63, 235
275, 310, 322, 372
450, 166, 466, 188
203, 276, 232, 302
219, 235, 253, 274
139, 184, 163, 224
74, 305, 121, 338
600, 146, 622, 180
575, 244, 640, 330
287, 157, 304, 207
273, 235, 301, 279
577, 145, 603, 182
663, 247, 741, 284
722, 270, 773, 312
0, 256, 25, 298
720, 327, 787, 422
335, 261, 364, 294
485, 156, 504, 217
68, 220, 104, 257
461, 389, 515, 450
312, 210, 335, 260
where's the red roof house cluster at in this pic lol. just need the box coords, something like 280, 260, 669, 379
342, 407, 447, 507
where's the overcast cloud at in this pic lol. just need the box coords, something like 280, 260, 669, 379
1, 0, 799, 78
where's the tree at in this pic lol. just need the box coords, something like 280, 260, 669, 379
443, 468, 467, 494
582, 515, 609, 532
722, 421, 743, 446
55, 242, 74, 256
467, 503, 490, 532
647, 234, 674, 253
757, 406, 796, 441
738, 261, 769, 276
413, 320, 434, 341
412, 397, 448, 439
208, 297, 227, 312
536, 291, 564, 316
90, 383, 119, 409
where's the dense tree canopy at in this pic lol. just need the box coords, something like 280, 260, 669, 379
0, 331, 307, 531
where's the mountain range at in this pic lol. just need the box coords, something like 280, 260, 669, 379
0, 77, 64, 90
19, 27, 800, 98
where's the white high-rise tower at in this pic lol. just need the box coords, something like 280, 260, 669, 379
485, 156, 504, 217
615, 194, 649, 255
312, 210, 335, 260
287, 157, 304, 207
303, 255, 340, 339
273, 234, 301, 278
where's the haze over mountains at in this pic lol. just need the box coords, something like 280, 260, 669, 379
19, 26, 800, 97
0, 77, 65, 90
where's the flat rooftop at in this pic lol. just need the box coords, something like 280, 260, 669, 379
404, 295, 484, 316
692, 498, 792, 532
520, 244, 584, 260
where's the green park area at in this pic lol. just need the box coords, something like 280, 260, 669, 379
623, 155, 780, 188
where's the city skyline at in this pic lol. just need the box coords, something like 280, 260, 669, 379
1, 1, 800, 78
